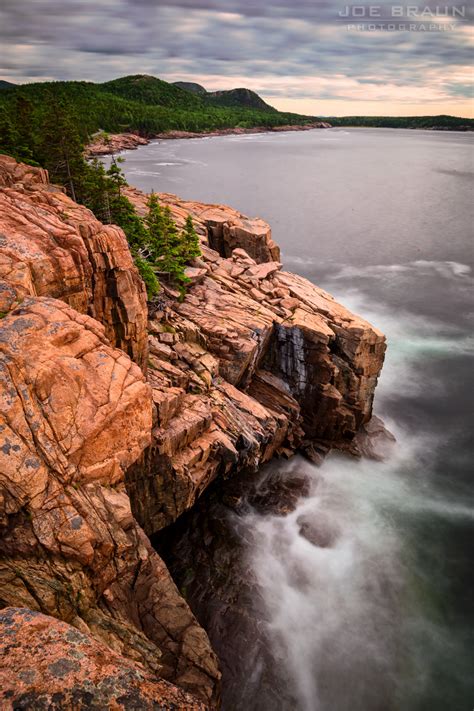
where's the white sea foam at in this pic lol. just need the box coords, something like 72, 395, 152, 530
282, 258, 473, 281
128, 169, 161, 177
244, 431, 472, 710
331, 260, 472, 280
241, 286, 473, 710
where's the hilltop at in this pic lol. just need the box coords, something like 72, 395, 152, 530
173, 80, 207, 95
0, 73, 318, 143
173, 81, 277, 112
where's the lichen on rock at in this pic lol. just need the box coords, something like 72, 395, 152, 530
0, 607, 208, 710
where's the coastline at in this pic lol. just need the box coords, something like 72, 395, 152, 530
0, 152, 386, 708
86, 122, 332, 157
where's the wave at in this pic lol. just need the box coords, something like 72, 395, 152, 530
128, 169, 161, 177
243, 417, 473, 710
282, 257, 472, 281
333, 260, 472, 281
238, 273, 474, 709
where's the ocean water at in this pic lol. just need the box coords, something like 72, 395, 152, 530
116, 128, 474, 710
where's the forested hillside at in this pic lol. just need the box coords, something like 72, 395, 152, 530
0, 74, 315, 144
328, 114, 473, 130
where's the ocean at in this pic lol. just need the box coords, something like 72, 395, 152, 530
110, 127, 474, 710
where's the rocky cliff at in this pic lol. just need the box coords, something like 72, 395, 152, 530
124, 185, 385, 533
0, 607, 207, 710
0, 155, 385, 709
0, 155, 219, 708
0, 155, 148, 369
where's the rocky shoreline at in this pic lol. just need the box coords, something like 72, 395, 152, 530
86, 122, 332, 156
0, 154, 384, 709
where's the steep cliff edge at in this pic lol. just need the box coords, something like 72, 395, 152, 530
0, 155, 148, 369
0, 155, 385, 709
0, 297, 220, 706
125, 184, 280, 263
0, 156, 220, 708
125, 189, 386, 533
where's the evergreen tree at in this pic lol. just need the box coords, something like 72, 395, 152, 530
37, 95, 85, 201
13, 96, 39, 164
161, 205, 187, 282
180, 215, 201, 262
134, 254, 160, 299
0, 107, 17, 157
145, 191, 166, 261
81, 158, 112, 223
146, 196, 181, 275
107, 157, 127, 199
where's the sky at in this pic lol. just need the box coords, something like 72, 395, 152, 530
0, 0, 473, 117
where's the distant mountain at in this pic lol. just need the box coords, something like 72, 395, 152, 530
0, 80, 15, 90
206, 88, 276, 112
173, 81, 207, 95
173, 81, 276, 112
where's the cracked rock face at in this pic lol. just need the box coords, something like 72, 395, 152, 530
0, 155, 221, 708
0, 154, 148, 369
126, 184, 281, 264
0, 607, 207, 710
0, 155, 385, 708
125, 199, 386, 533
0, 297, 220, 706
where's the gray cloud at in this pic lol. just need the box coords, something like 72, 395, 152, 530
0, 0, 472, 109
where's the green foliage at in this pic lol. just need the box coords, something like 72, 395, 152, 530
0, 74, 317, 142
134, 254, 160, 299
0, 72, 316, 305
145, 193, 186, 286
144, 193, 201, 295
101, 75, 205, 110
180, 215, 201, 262
206, 88, 277, 112
36, 94, 87, 201
327, 115, 474, 130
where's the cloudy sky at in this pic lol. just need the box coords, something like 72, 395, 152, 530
1, 0, 473, 116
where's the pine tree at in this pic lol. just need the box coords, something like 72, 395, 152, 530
13, 96, 38, 164
0, 107, 17, 157
37, 95, 85, 201
145, 192, 166, 262
82, 159, 112, 223
161, 206, 187, 283
180, 215, 201, 262
107, 157, 127, 199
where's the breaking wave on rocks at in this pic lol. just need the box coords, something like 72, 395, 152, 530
236, 284, 474, 711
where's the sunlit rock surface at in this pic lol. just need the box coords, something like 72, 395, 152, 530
0, 607, 207, 710
125, 184, 386, 532
0, 155, 385, 708
126, 184, 281, 263
0, 154, 148, 368
0, 156, 220, 706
